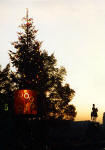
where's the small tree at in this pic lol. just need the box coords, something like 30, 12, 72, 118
7, 10, 76, 120
0, 64, 11, 112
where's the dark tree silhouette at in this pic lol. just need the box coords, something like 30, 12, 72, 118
0, 64, 11, 113
3, 10, 76, 120
0, 64, 10, 93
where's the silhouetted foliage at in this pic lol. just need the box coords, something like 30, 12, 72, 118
0, 64, 13, 113
0, 64, 10, 93
1, 11, 76, 120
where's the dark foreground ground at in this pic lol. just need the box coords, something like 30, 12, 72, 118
0, 112, 105, 150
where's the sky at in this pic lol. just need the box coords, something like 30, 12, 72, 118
0, 0, 105, 123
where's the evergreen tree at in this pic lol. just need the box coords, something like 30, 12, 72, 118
8, 10, 76, 120
0, 64, 11, 113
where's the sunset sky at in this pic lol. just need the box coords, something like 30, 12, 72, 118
1, 0, 105, 123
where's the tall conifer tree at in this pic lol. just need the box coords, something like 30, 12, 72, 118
8, 9, 76, 120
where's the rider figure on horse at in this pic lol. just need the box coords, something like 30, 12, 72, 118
91, 104, 98, 122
